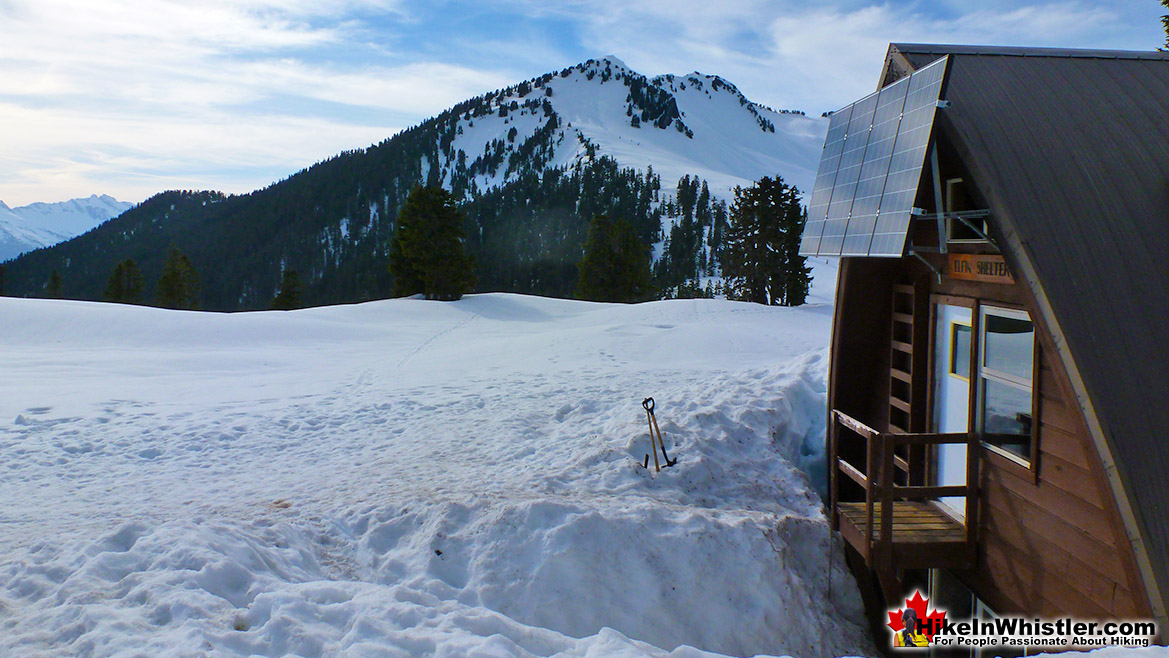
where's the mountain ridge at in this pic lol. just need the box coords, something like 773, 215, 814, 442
1, 57, 825, 308
0, 194, 133, 262
399, 55, 823, 202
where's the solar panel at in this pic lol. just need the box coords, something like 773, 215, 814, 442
800, 105, 852, 255
840, 76, 909, 255
868, 56, 948, 256
799, 56, 949, 257
817, 92, 878, 255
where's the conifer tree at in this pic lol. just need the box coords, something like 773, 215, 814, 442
720, 176, 811, 306
576, 214, 653, 303
47, 269, 62, 298
104, 259, 144, 303
781, 206, 812, 306
271, 269, 303, 310
1162, 0, 1169, 50
389, 186, 476, 301
155, 247, 200, 309
0, 265, 5, 296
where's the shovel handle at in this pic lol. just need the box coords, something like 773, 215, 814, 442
642, 397, 655, 413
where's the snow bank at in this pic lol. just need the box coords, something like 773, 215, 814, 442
0, 289, 875, 657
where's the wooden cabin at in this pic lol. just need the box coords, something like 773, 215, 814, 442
800, 44, 1169, 647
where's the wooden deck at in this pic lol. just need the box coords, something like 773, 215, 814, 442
829, 410, 978, 573
837, 500, 975, 569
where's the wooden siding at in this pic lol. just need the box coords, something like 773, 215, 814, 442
829, 250, 1153, 619
969, 340, 1149, 618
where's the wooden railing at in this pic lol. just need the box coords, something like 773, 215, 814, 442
829, 409, 978, 564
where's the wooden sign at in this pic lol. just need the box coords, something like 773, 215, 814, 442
948, 254, 1015, 284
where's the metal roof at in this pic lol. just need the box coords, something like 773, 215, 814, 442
894, 46, 1169, 618
890, 42, 1169, 67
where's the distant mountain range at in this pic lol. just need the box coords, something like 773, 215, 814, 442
1, 57, 826, 308
0, 195, 132, 262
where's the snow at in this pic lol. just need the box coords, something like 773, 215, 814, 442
0, 194, 132, 262
545, 57, 826, 198
435, 57, 826, 208
0, 263, 882, 657
0, 259, 1159, 658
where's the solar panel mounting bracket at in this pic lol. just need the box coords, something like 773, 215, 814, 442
957, 216, 996, 247
909, 249, 944, 284
930, 147, 947, 254
908, 210, 996, 248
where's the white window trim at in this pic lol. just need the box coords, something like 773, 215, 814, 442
977, 305, 1035, 467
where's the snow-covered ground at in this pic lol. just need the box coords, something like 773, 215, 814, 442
1, 257, 1163, 658
0, 260, 867, 657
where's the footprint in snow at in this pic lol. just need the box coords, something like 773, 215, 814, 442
554, 404, 573, 422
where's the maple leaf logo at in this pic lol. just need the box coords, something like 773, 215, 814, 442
887, 590, 947, 641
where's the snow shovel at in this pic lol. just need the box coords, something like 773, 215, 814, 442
642, 397, 677, 472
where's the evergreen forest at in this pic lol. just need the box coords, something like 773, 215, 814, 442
0, 57, 812, 309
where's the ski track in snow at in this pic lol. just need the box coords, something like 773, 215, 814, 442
1, 281, 874, 657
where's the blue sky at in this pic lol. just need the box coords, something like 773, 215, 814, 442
1, 0, 1163, 206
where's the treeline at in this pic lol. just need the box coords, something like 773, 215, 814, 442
102, 249, 199, 309
0, 163, 809, 310
655, 174, 729, 297
575, 175, 810, 306
464, 158, 662, 298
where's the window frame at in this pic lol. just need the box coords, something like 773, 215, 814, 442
976, 305, 1037, 468
948, 320, 972, 382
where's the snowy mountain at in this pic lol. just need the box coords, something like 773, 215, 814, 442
0, 194, 132, 262
419, 55, 825, 201
1, 57, 824, 308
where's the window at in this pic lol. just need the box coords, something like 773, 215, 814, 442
929, 569, 975, 658
943, 178, 989, 243
978, 307, 1035, 463
947, 216, 989, 243
949, 322, 971, 380
928, 569, 1032, 657
974, 600, 1028, 658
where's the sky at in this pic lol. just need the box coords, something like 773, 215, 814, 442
1, 0, 1164, 207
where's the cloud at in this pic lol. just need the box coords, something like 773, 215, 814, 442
1, 0, 1162, 205
517, 0, 1150, 113
764, 1, 1135, 109
0, 0, 513, 204
0, 100, 401, 204
231, 59, 514, 114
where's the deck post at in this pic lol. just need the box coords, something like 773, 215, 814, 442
881, 434, 896, 561
830, 412, 840, 530
865, 430, 876, 561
